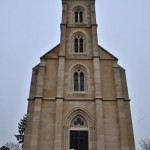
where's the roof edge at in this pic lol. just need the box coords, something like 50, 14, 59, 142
98, 45, 118, 60
40, 44, 60, 59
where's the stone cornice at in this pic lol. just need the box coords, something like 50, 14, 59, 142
28, 97, 131, 102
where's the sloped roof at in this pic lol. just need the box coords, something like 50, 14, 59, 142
40, 44, 60, 59
98, 45, 118, 60
39, 43, 118, 61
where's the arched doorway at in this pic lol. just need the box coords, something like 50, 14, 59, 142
70, 115, 88, 150
64, 108, 94, 150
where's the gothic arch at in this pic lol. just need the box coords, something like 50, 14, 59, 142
63, 107, 95, 150
72, 31, 86, 53
73, 6, 85, 23
65, 107, 94, 128
71, 64, 88, 92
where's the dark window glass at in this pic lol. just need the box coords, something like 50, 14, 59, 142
73, 117, 84, 126
80, 38, 83, 52
74, 72, 79, 91
80, 11, 83, 22
75, 12, 78, 22
80, 72, 84, 91
74, 38, 78, 52
70, 131, 88, 150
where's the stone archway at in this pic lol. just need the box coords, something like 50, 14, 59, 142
64, 107, 95, 150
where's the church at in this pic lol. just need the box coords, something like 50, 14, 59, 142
23, 0, 135, 150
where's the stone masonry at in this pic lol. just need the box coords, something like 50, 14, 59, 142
23, 0, 135, 150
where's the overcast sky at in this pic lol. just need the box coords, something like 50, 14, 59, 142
0, 0, 150, 148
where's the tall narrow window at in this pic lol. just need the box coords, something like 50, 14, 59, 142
74, 34, 84, 53
74, 7, 84, 23
74, 38, 78, 53
80, 72, 84, 91
74, 70, 85, 91
74, 72, 79, 91
75, 12, 78, 23
80, 38, 83, 52
80, 11, 83, 22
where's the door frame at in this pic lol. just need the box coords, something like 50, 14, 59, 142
70, 130, 89, 150
63, 108, 95, 150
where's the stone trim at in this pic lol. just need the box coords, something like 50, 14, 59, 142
93, 57, 102, 98
64, 107, 95, 150
117, 99, 130, 150
95, 99, 105, 150
114, 64, 124, 98
29, 98, 42, 150
54, 98, 64, 150
57, 57, 65, 97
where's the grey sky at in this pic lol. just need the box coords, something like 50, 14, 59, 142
0, 0, 150, 148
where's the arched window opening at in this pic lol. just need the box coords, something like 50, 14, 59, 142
74, 34, 84, 53
74, 7, 84, 23
74, 70, 85, 91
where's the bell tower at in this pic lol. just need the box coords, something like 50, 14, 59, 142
23, 0, 135, 150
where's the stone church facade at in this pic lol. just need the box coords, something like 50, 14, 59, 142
23, 0, 135, 150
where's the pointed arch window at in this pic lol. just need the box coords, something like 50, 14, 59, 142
71, 115, 88, 127
74, 34, 84, 53
73, 6, 84, 23
74, 9, 83, 23
74, 70, 85, 91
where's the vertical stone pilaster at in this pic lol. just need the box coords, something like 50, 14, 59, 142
114, 64, 129, 150
91, 4, 96, 24
117, 100, 129, 150
61, 3, 67, 24
59, 25, 67, 56
29, 61, 45, 150
114, 64, 123, 98
92, 26, 99, 57
54, 98, 64, 150
54, 3, 66, 148
91, 3, 99, 57
54, 42, 65, 150
35, 61, 45, 97
95, 99, 105, 150
30, 98, 42, 150
93, 57, 102, 98
125, 102, 136, 150
91, 4, 104, 147
57, 57, 65, 97
60, 3, 67, 56
91, 1, 102, 98
120, 69, 129, 100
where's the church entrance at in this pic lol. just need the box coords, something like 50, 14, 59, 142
70, 131, 88, 150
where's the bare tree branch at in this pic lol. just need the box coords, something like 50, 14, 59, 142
139, 138, 150, 150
